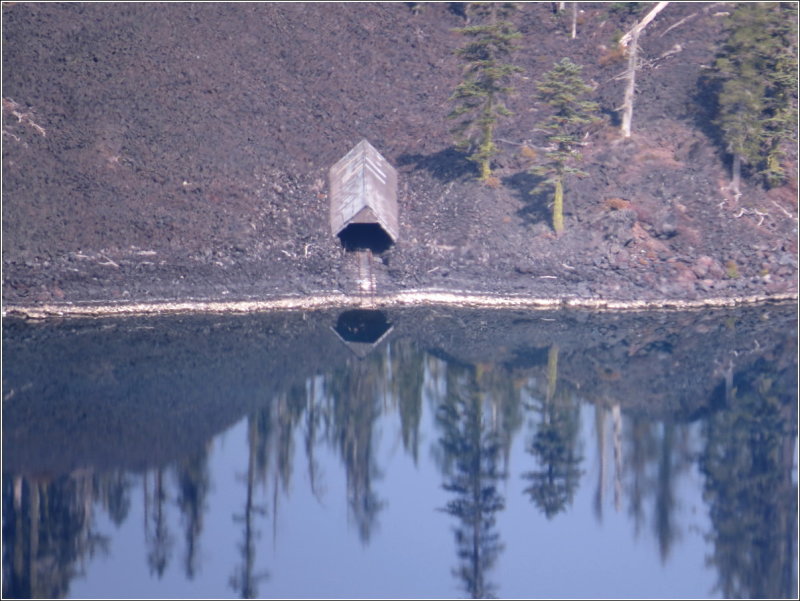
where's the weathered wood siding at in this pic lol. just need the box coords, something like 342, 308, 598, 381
329, 139, 399, 242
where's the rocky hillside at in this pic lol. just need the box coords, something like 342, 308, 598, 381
2, 2, 797, 306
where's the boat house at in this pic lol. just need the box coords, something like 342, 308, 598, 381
329, 139, 398, 252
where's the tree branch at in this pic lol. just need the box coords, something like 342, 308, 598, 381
658, 11, 698, 37
618, 1, 670, 48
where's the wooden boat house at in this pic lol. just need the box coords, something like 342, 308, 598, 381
329, 139, 398, 252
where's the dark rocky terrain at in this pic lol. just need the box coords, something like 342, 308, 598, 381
2, 2, 798, 308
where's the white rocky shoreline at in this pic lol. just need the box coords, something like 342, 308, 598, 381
4, 289, 797, 320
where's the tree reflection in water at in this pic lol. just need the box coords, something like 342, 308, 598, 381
175, 445, 210, 580
521, 344, 583, 518
391, 338, 425, 465
324, 352, 386, 543
144, 468, 172, 578
700, 352, 798, 599
1, 472, 111, 599
228, 411, 270, 599
2, 310, 797, 599
435, 361, 506, 599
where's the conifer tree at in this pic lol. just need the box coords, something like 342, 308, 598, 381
712, 2, 798, 192
449, 3, 522, 185
762, 4, 799, 186
530, 58, 600, 234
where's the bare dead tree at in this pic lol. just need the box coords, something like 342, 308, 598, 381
571, 2, 578, 39
619, 2, 670, 138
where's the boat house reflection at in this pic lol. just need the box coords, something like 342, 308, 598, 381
332, 309, 393, 358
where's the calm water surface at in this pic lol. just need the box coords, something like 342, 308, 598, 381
3, 305, 797, 598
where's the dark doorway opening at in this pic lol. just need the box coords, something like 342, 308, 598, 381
338, 223, 393, 253
335, 310, 392, 344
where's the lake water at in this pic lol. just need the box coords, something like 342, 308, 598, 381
2, 303, 797, 599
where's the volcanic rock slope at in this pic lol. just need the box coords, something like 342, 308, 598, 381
2, 2, 797, 306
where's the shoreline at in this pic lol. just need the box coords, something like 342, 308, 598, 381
3, 289, 797, 319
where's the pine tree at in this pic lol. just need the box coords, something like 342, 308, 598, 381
760, 3, 798, 187
449, 4, 522, 185
530, 58, 600, 234
712, 2, 798, 192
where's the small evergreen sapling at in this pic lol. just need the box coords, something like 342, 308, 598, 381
449, 4, 522, 185
530, 58, 600, 234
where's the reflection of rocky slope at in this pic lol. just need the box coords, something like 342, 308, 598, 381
406, 302, 798, 419
3, 303, 796, 475
2, 311, 350, 474
2, 3, 797, 306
